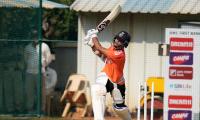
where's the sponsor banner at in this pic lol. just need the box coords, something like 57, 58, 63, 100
164, 29, 200, 120
170, 37, 193, 51
170, 52, 193, 65
168, 95, 192, 109
169, 67, 193, 79
168, 110, 192, 120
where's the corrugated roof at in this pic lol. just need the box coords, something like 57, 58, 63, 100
0, 0, 69, 9
70, 0, 200, 14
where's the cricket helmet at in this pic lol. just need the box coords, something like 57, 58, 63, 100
114, 31, 131, 48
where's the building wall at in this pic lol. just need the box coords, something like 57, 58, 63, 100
50, 42, 77, 91
77, 13, 200, 110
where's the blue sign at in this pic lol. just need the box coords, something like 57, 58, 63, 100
170, 52, 193, 65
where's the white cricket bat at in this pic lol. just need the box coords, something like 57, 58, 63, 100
83, 5, 121, 44
96, 5, 121, 32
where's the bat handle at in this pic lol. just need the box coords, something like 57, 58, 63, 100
93, 29, 99, 34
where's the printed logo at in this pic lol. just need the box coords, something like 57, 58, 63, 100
169, 67, 193, 79
170, 52, 193, 65
97, 20, 110, 31
168, 95, 192, 108
114, 50, 123, 55
119, 31, 125, 37
170, 37, 193, 51
169, 83, 192, 91
168, 110, 192, 120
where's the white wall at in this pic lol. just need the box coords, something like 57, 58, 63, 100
77, 13, 200, 110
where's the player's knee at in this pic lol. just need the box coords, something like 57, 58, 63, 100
91, 84, 107, 96
113, 104, 131, 120
112, 88, 124, 104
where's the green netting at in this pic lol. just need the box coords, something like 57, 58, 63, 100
0, 1, 42, 116
0, 0, 78, 117
0, 41, 41, 115
0, 8, 39, 40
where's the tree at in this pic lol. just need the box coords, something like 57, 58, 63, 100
0, 8, 38, 40
43, 0, 78, 41
0, 0, 78, 41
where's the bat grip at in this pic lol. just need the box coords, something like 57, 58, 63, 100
94, 29, 99, 34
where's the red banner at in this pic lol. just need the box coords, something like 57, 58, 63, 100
169, 67, 193, 79
168, 95, 192, 108
170, 38, 193, 51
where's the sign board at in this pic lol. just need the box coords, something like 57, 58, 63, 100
164, 28, 200, 120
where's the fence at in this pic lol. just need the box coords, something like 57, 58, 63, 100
0, 1, 43, 114
0, 1, 76, 116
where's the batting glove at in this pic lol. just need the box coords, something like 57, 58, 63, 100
87, 29, 98, 37
84, 36, 94, 47
84, 29, 98, 47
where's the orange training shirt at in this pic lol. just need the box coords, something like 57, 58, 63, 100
102, 46, 125, 84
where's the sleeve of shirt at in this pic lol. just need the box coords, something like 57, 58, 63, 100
45, 44, 52, 66
42, 43, 52, 67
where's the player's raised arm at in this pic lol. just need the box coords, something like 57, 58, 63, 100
83, 29, 107, 61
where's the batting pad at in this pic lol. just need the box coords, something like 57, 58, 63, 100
91, 84, 107, 120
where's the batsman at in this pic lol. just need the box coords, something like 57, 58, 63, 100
84, 29, 132, 120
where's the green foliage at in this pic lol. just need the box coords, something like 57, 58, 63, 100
43, 0, 78, 40
0, 0, 78, 41
0, 8, 39, 40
